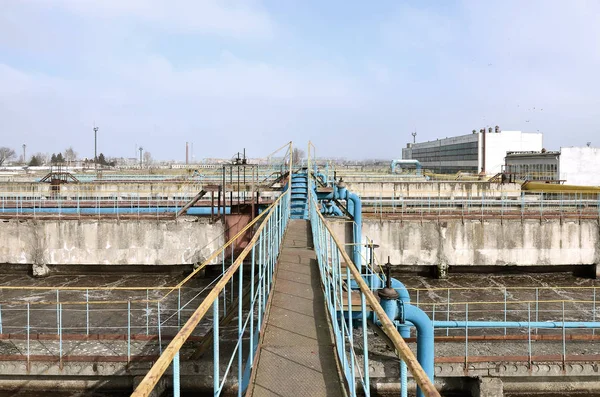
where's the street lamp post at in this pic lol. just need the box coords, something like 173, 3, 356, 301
93, 125, 99, 171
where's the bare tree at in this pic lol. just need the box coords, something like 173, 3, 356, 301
292, 148, 305, 165
143, 151, 153, 166
0, 147, 16, 166
64, 147, 77, 166
32, 152, 50, 166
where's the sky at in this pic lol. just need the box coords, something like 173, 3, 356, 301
1, 0, 599, 161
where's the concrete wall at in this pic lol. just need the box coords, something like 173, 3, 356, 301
0, 182, 204, 199
328, 218, 600, 267
344, 181, 521, 199
560, 147, 600, 186
0, 217, 224, 266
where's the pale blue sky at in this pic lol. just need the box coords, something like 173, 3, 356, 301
1, 1, 599, 161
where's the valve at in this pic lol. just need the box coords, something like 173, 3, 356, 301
378, 256, 399, 300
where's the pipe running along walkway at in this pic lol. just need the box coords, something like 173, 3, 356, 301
131, 171, 439, 397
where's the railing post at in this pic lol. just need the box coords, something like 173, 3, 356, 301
222, 249, 227, 317
231, 240, 235, 307
361, 290, 370, 397
59, 303, 63, 368
528, 302, 532, 368
213, 299, 220, 396
238, 249, 243, 397
86, 289, 90, 335
250, 243, 256, 367
258, 235, 264, 332
562, 301, 566, 368
446, 289, 450, 337
266, 218, 272, 294
146, 289, 150, 335
56, 289, 60, 335
128, 300, 131, 363
503, 287, 507, 335
178, 287, 181, 329
535, 288, 539, 335
464, 303, 468, 371
346, 265, 356, 396
337, 246, 347, 375
26, 303, 30, 367
594, 287, 597, 337
158, 301, 162, 355
173, 351, 180, 397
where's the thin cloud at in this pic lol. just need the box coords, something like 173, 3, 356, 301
16, 0, 275, 38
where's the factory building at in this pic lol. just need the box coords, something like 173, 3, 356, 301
505, 146, 600, 186
402, 128, 542, 175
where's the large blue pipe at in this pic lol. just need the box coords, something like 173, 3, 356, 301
315, 183, 362, 267
335, 184, 362, 267
434, 320, 600, 329
0, 207, 232, 215
391, 159, 422, 175
314, 172, 328, 186
402, 304, 435, 397
321, 201, 343, 216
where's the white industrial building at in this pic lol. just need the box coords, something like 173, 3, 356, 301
402, 129, 542, 175
505, 146, 600, 186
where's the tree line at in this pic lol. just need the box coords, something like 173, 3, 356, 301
0, 146, 116, 167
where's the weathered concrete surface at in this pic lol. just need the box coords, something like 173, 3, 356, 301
344, 181, 521, 199
329, 218, 600, 267
0, 216, 224, 266
0, 181, 204, 199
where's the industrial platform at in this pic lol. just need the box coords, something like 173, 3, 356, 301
248, 220, 345, 397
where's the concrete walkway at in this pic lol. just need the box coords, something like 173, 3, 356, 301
248, 219, 345, 397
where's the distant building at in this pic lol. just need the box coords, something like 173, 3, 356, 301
402, 129, 542, 175
505, 146, 600, 186
504, 151, 560, 181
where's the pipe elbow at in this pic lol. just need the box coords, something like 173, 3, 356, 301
402, 304, 435, 386
347, 192, 362, 213
403, 304, 433, 340
390, 278, 411, 303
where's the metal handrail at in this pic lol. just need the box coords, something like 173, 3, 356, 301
131, 189, 289, 396
308, 189, 440, 396
131, 142, 293, 397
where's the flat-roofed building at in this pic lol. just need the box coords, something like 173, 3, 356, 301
504, 151, 560, 181
505, 146, 600, 186
402, 129, 543, 175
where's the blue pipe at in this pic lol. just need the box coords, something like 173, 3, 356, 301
315, 172, 328, 185
434, 320, 600, 329
391, 159, 422, 175
379, 298, 399, 324
315, 184, 362, 267
402, 304, 434, 397
335, 185, 362, 267
321, 201, 344, 216
0, 207, 232, 215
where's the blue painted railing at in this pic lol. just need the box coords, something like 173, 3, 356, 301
307, 180, 439, 397
131, 188, 290, 397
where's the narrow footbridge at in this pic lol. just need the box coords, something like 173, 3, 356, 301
131, 168, 439, 397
